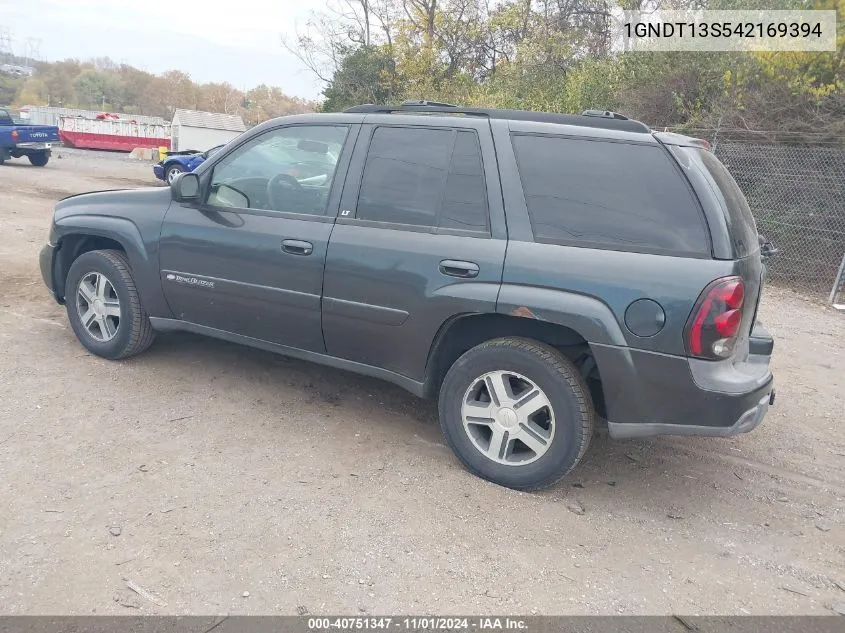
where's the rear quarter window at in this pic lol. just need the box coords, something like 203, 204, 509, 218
672, 146, 759, 259
511, 134, 710, 257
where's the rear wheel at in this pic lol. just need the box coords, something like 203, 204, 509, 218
438, 337, 594, 490
65, 250, 155, 359
165, 164, 185, 183
28, 152, 49, 167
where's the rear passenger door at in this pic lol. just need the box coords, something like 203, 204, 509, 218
322, 118, 507, 382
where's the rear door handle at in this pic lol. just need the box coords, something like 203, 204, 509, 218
439, 260, 479, 278
281, 239, 313, 256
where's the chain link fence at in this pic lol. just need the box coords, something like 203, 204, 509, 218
668, 131, 845, 301
713, 141, 845, 299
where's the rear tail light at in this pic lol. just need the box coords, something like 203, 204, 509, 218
686, 276, 745, 360
11, 129, 18, 140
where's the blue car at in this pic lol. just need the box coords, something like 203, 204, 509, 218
154, 145, 224, 183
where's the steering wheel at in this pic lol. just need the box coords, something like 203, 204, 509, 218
267, 173, 304, 211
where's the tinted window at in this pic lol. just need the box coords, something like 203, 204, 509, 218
679, 147, 758, 258
208, 125, 347, 215
511, 135, 709, 255
357, 127, 488, 233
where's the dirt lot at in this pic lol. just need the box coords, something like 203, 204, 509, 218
0, 148, 843, 616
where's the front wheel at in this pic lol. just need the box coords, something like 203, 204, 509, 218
28, 152, 49, 167
438, 337, 594, 490
165, 164, 185, 183
65, 249, 155, 359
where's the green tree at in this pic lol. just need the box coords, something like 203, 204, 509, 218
15, 77, 49, 106
38, 60, 79, 106
0, 75, 25, 106
321, 46, 401, 111
73, 69, 108, 107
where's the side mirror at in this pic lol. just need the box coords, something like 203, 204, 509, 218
171, 172, 200, 202
212, 184, 250, 209
759, 234, 778, 260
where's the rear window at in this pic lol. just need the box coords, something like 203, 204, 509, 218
511, 135, 709, 256
680, 147, 759, 258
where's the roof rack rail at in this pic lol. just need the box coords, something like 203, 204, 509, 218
582, 109, 629, 120
401, 99, 458, 108
343, 103, 480, 115
342, 102, 650, 133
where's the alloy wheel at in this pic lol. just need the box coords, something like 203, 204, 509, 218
76, 272, 121, 342
461, 370, 556, 466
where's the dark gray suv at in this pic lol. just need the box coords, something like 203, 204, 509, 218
39, 102, 775, 490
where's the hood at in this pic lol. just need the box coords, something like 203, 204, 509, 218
55, 187, 172, 222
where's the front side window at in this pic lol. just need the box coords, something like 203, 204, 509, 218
356, 127, 489, 233
208, 125, 348, 215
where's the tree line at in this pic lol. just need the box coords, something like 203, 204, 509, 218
0, 57, 316, 126
289, 0, 844, 141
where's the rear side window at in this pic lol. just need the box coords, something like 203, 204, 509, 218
678, 147, 758, 258
356, 127, 488, 233
511, 135, 709, 256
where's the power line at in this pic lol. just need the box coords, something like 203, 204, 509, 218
0, 27, 13, 59
24, 37, 42, 63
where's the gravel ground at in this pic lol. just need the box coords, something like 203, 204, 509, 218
0, 148, 843, 616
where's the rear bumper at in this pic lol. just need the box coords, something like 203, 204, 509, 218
15, 142, 53, 151
608, 382, 774, 439
153, 164, 165, 181
595, 324, 775, 440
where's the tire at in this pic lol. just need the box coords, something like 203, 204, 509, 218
65, 249, 156, 360
28, 152, 49, 167
165, 163, 184, 183
438, 337, 594, 490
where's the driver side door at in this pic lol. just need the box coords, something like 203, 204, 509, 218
159, 123, 358, 352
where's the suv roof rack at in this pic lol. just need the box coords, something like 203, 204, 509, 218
401, 99, 459, 108
343, 102, 650, 133
581, 109, 629, 120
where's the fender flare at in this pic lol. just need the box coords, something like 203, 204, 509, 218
53, 215, 169, 317
496, 284, 628, 346
496, 284, 643, 420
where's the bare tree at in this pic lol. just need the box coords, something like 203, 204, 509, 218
403, 0, 438, 44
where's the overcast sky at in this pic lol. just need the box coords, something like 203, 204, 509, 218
0, 0, 329, 99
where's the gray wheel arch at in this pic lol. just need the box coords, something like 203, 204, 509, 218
52, 216, 169, 317
495, 284, 628, 346
422, 286, 631, 416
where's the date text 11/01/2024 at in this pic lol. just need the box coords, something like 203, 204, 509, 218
308, 618, 528, 631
